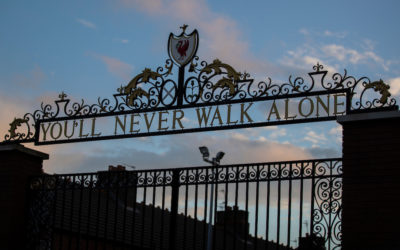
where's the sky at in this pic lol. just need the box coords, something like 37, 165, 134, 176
1, 0, 400, 174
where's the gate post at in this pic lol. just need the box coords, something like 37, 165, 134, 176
338, 110, 400, 250
0, 144, 48, 250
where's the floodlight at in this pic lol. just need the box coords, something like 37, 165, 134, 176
199, 146, 210, 158
197, 146, 226, 250
216, 151, 225, 162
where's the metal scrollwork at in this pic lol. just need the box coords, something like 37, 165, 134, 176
26, 159, 342, 249
2, 53, 397, 145
312, 160, 342, 249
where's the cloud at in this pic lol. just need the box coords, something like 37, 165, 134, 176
13, 65, 46, 88
116, 0, 277, 75
308, 146, 341, 158
76, 18, 97, 29
389, 77, 400, 96
322, 44, 359, 62
304, 131, 327, 146
92, 54, 134, 81
280, 47, 338, 74
118, 0, 163, 14
323, 30, 347, 39
280, 26, 396, 77
329, 125, 343, 144
280, 39, 393, 76
269, 128, 286, 139
113, 38, 129, 44
322, 44, 388, 71
329, 125, 342, 136
299, 28, 310, 36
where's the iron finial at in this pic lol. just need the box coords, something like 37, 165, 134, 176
59, 91, 67, 101
117, 84, 125, 94
313, 62, 324, 72
180, 24, 188, 33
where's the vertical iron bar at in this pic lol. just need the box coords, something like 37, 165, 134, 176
140, 172, 148, 247
207, 165, 216, 250
177, 66, 185, 107
130, 173, 138, 247
121, 172, 129, 248
169, 169, 180, 250
244, 166, 249, 250
299, 163, 304, 238
160, 171, 166, 249
287, 163, 293, 247
233, 166, 239, 250
254, 165, 260, 250
67, 175, 76, 250
112, 172, 120, 249
85, 174, 94, 250
223, 166, 229, 250
50, 176, 59, 250
150, 173, 157, 249
277, 165, 281, 249
94, 174, 102, 250
40, 177, 48, 249
203, 168, 209, 250
310, 161, 316, 239
183, 169, 189, 250
76, 175, 84, 250
193, 169, 199, 250
265, 164, 271, 250
103, 173, 111, 250
212, 167, 218, 250
328, 161, 333, 250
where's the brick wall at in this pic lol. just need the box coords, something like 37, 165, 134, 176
338, 111, 400, 250
0, 144, 48, 250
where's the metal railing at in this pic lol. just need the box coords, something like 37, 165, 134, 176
26, 158, 342, 250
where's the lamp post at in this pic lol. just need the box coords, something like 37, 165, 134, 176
199, 146, 225, 250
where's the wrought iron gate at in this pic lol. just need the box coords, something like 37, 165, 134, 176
26, 158, 342, 250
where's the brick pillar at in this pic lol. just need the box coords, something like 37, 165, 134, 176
338, 110, 400, 250
0, 144, 48, 250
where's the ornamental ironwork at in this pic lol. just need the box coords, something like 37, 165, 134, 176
2, 25, 397, 145
26, 158, 342, 250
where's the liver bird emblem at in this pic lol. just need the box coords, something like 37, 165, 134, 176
176, 40, 189, 59
168, 26, 198, 66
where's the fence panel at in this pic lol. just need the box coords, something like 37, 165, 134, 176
26, 158, 342, 250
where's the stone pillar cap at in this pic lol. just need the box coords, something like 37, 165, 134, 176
0, 143, 49, 160
337, 110, 400, 124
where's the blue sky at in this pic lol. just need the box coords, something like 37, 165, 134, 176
1, 0, 399, 173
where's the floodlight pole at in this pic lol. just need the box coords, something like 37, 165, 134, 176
207, 157, 216, 250
199, 147, 224, 250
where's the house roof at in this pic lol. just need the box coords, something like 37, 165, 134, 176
50, 186, 292, 250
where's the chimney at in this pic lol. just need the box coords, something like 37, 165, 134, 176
216, 206, 249, 238
108, 165, 126, 171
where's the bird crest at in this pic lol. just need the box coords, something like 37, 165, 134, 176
168, 25, 199, 67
